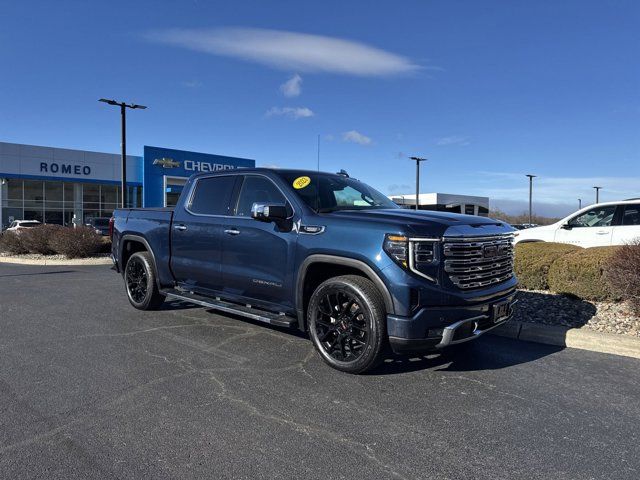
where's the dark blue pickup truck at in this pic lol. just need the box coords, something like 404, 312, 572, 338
111, 168, 517, 373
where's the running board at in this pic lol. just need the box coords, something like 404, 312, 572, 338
161, 288, 297, 328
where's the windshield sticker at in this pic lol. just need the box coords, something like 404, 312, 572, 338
293, 176, 311, 189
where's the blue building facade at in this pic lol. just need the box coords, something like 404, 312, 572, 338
143, 146, 254, 207
0, 141, 255, 229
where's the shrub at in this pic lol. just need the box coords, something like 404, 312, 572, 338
0, 231, 28, 254
547, 246, 622, 301
49, 226, 103, 259
98, 236, 112, 254
20, 224, 62, 255
514, 242, 581, 290
604, 239, 640, 313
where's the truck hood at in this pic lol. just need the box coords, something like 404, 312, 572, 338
326, 209, 512, 237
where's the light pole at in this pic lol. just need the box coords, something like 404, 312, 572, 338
409, 156, 427, 210
593, 186, 602, 204
99, 99, 147, 207
526, 174, 536, 226
578, 198, 582, 210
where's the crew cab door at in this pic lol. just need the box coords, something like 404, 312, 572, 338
220, 174, 297, 310
170, 174, 239, 293
554, 204, 617, 247
612, 204, 640, 245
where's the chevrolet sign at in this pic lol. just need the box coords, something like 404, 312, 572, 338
153, 158, 181, 169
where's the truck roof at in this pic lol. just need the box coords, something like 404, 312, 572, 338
190, 168, 348, 179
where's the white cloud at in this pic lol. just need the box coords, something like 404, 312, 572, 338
260, 163, 281, 169
387, 183, 412, 194
436, 135, 470, 146
280, 74, 302, 97
181, 80, 202, 88
342, 130, 372, 145
144, 27, 425, 76
265, 106, 314, 119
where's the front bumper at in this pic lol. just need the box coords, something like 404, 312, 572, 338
387, 292, 517, 354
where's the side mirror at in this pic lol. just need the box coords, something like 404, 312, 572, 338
561, 223, 572, 230
251, 203, 288, 222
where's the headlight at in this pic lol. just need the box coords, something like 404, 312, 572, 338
383, 234, 437, 272
383, 234, 409, 268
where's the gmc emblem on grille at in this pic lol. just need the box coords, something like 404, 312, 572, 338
482, 245, 498, 258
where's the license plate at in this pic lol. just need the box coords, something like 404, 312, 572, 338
493, 300, 511, 323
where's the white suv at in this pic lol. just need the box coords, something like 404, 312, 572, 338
5, 220, 41, 233
514, 200, 640, 248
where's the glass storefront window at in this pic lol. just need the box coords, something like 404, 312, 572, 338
24, 180, 44, 202
83, 184, 100, 204
45, 181, 63, 202
101, 185, 118, 205
64, 183, 74, 202
7, 179, 22, 200
2, 180, 142, 229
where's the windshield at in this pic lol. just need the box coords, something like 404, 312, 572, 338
277, 172, 398, 213
92, 219, 110, 227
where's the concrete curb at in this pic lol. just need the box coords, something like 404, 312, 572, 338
490, 320, 640, 359
0, 256, 112, 266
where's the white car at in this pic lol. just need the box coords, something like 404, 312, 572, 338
514, 200, 640, 248
5, 220, 41, 233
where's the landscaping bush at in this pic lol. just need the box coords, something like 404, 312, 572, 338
49, 226, 103, 259
514, 242, 581, 290
20, 224, 62, 255
0, 231, 28, 254
604, 239, 640, 313
547, 246, 622, 301
98, 236, 112, 254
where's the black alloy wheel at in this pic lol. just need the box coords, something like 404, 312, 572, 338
307, 275, 387, 374
315, 290, 369, 362
126, 256, 148, 303
124, 251, 165, 310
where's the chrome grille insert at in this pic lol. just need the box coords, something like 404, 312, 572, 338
443, 235, 514, 289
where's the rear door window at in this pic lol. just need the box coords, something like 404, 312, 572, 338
188, 176, 237, 215
622, 204, 640, 226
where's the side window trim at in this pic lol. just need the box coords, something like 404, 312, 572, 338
231, 174, 295, 219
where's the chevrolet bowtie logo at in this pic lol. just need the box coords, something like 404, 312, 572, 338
153, 158, 181, 168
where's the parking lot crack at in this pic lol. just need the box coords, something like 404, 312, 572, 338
201, 371, 411, 480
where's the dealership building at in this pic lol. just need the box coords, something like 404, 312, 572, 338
389, 192, 490, 216
0, 141, 254, 229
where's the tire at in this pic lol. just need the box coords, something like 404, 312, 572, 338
307, 275, 387, 374
124, 251, 165, 310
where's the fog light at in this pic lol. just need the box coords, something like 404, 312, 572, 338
428, 328, 444, 338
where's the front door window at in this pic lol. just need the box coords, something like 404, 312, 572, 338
568, 206, 616, 228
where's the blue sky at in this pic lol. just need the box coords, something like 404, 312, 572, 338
0, 0, 638, 216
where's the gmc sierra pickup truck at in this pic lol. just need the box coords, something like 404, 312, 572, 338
111, 168, 517, 373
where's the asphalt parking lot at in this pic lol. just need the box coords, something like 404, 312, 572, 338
1, 263, 639, 480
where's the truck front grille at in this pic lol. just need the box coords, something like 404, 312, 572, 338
443, 235, 514, 290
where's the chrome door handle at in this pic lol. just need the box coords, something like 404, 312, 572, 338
224, 229, 240, 236
174, 224, 187, 231
596, 230, 609, 235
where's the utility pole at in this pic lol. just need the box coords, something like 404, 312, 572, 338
99, 99, 147, 207
593, 186, 602, 204
409, 156, 427, 211
526, 174, 536, 226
